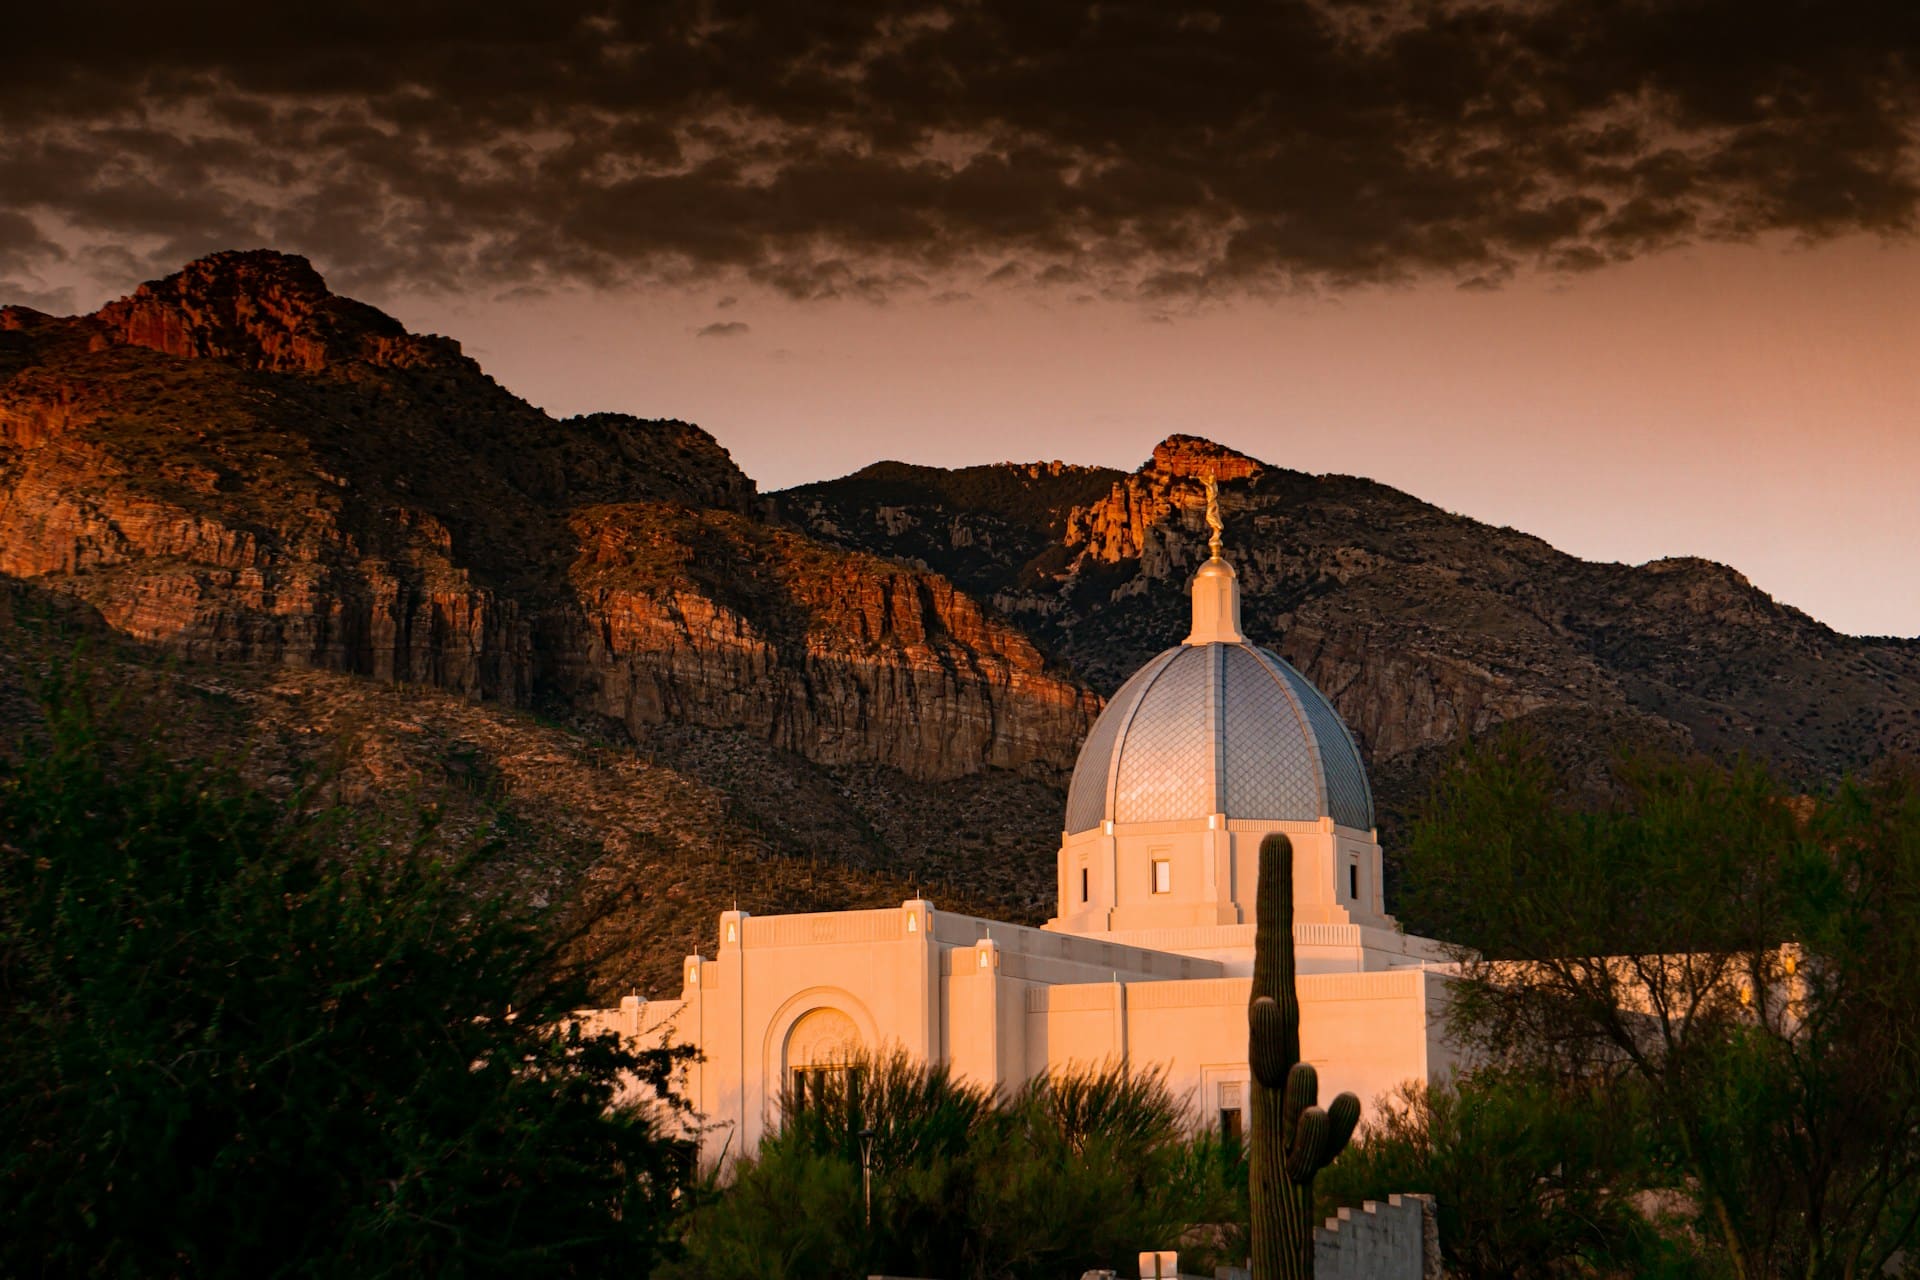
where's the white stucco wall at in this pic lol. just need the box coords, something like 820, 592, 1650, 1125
585, 899, 1458, 1165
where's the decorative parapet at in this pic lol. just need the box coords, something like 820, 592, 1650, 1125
741, 908, 907, 947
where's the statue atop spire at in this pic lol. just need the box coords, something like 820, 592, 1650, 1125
1185, 473, 1245, 644
1205, 473, 1225, 559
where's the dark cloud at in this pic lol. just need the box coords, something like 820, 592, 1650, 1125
0, 0, 1915, 302
695, 320, 751, 338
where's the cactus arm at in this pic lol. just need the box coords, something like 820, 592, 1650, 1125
1283, 1061, 1317, 1135
1324, 1093, 1361, 1160
1286, 1106, 1330, 1181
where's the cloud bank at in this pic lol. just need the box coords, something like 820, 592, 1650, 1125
2, 0, 1915, 302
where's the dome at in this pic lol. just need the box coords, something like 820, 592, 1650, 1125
1064, 641, 1375, 835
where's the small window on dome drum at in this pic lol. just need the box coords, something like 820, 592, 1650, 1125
1153, 859, 1172, 894
1081, 868, 1089, 902
1348, 863, 1359, 900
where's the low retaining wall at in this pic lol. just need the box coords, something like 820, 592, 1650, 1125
1205, 1192, 1440, 1280
1315, 1193, 1440, 1280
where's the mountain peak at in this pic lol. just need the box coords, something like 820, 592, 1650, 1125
1147, 434, 1262, 481
90, 249, 460, 375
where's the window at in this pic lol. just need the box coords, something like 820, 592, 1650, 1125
1218, 1081, 1243, 1141
1152, 859, 1172, 894
790, 1065, 863, 1114
1348, 863, 1359, 900
1081, 867, 1090, 902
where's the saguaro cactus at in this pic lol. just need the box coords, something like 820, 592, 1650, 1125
1249, 832, 1360, 1280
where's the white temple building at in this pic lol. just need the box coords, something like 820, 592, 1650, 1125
594, 493, 1458, 1161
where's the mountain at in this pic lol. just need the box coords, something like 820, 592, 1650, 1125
0, 251, 1097, 993
0, 251, 1096, 780
5, 252, 1916, 989
774, 435, 1920, 836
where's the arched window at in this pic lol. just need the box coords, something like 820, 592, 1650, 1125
784, 1007, 864, 1113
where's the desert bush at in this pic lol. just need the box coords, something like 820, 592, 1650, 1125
672, 1051, 1243, 1280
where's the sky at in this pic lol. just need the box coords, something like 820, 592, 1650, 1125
2, 1, 1917, 635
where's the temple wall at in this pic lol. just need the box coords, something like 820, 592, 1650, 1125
1025, 968, 1456, 1124
580, 901, 1459, 1168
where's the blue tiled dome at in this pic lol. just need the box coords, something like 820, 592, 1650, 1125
1064, 642, 1374, 835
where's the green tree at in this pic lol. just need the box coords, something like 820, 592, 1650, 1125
0, 667, 695, 1278
1398, 733, 1920, 1279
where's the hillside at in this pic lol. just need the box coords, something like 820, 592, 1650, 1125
0, 577, 1067, 999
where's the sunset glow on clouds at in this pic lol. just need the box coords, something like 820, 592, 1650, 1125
2, 1, 1916, 633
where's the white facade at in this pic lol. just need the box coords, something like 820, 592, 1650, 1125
590, 516, 1459, 1162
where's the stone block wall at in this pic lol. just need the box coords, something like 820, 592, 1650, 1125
1312, 1193, 1438, 1280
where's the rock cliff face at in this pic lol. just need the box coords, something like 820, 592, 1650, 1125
560, 502, 1097, 776
778, 434, 1920, 803
0, 252, 1096, 783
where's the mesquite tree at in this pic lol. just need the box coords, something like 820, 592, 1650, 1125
1249, 833, 1361, 1280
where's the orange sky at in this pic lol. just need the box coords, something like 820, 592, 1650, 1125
389, 234, 1920, 639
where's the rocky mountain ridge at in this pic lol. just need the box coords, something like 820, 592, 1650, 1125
777, 435, 1920, 812
0, 251, 1097, 789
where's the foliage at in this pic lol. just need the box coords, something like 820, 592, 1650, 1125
1319, 1071, 1690, 1280
0, 664, 696, 1279
672, 1050, 1245, 1280
1398, 732, 1920, 1280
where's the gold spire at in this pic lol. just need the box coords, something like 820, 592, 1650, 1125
1204, 473, 1225, 559
1186, 473, 1244, 644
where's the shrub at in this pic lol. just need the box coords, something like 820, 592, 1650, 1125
673, 1051, 1243, 1280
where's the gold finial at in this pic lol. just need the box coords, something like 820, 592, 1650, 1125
1204, 473, 1225, 559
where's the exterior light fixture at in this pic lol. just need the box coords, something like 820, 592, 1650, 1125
858, 1126, 878, 1228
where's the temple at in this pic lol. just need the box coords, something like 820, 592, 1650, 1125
591, 477, 1458, 1159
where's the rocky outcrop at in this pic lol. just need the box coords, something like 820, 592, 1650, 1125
0, 252, 1097, 783
92, 249, 461, 375
1064, 435, 1260, 566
